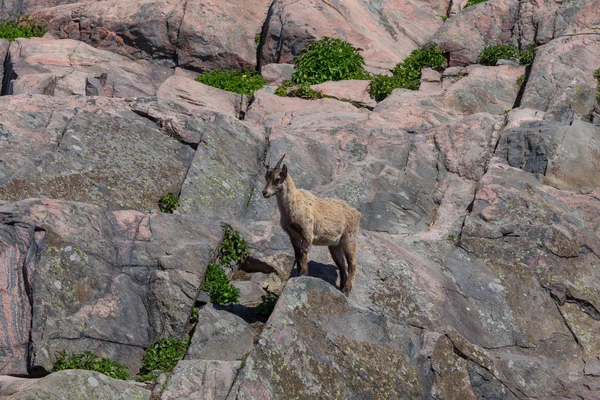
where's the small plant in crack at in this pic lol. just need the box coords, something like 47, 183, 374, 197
202, 262, 241, 305
255, 288, 279, 317
219, 223, 250, 266
369, 44, 446, 101
0, 15, 47, 41
464, 0, 487, 8
158, 193, 180, 213
54, 351, 131, 380
195, 70, 266, 96
189, 306, 200, 324
137, 337, 189, 381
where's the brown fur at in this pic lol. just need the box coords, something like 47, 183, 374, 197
263, 162, 361, 293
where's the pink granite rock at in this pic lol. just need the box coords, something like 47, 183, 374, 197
176, 0, 271, 72
3, 38, 172, 97
259, 0, 448, 74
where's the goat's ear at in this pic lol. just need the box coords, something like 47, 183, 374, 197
281, 164, 288, 179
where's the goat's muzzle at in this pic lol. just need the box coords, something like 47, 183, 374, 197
262, 189, 271, 198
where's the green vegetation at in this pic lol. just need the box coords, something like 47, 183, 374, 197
516, 74, 526, 87
219, 223, 250, 266
255, 34, 261, 48
54, 351, 130, 380
158, 193, 180, 213
288, 85, 326, 100
519, 43, 536, 65
369, 44, 446, 101
595, 69, 600, 101
195, 70, 266, 96
0, 16, 47, 41
292, 37, 371, 85
464, 0, 487, 8
203, 263, 241, 305
477, 44, 520, 65
138, 337, 188, 381
189, 307, 199, 324
274, 80, 295, 97
477, 43, 536, 66
255, 288, 279, 317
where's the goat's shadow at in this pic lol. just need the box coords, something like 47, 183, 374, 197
289, 260, 339, 288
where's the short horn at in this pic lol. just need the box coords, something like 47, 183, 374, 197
274, 153, 286, 169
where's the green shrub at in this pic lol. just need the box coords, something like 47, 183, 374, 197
274, 80, 294, 97
138, 337, 188, 381
189, 307, 200, 324
219, 223, 250, 266
158, 193, 179, 213
519, 43, 536, 65
0, 16, 47, 41
477, 44, 520, 65
255, 289, 279, 317
464, 0, 487, 8
369, 44, 446, 101
292, 37, 371, 85
288, 85, 326, 100
54, 351, 130, 380
195, 70, 266, 96
202, 263, 240, 304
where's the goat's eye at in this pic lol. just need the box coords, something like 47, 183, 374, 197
274, 178, 281, 184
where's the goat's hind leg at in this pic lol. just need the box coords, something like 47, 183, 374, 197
341, 235, 358, 294
329, 245, 348, 292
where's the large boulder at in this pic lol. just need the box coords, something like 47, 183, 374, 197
185, 306, 254, 361
228, 277, 426, 399
1, 370, 151, 400
0, 95, 193, 211
176, 0, 271, 72
259, 0, 448, 74
31, 0, 185, 61
0, 199, 220, 374
2, 38, 172, 97
159, 360, 241, 400
431, 0, 590, 66
520, 35, 600, 120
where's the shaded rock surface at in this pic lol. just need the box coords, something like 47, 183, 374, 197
185, 306, 254, 361
159, 360, 241, 400
1, 370, 151, 399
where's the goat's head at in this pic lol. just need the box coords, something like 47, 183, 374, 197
262, 153, 287, 198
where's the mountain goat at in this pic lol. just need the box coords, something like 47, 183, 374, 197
262, 154, 361, 293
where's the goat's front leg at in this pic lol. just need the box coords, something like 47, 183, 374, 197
298, 225, 313, 277
290, 236, 303, 276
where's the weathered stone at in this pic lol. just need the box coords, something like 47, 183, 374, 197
259, 0, 448, 74
311, 80, 376, 108
176, 0, 271, 72
232, 281, 267, 306
370, 64, 524, 130
260, 63, 294, 85
185, 306, 254, 361
0, 199, 220, 373
157, 75, 245, 119
31, 0, 185, 61
228, 277, 425, 399
521, 35, 600, 120
5, 370, 151, 400
160, 360, 241, 400
2, 38, 172, 97
0, 95, 193, 211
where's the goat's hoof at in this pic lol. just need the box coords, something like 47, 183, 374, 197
341, 286, 352, 295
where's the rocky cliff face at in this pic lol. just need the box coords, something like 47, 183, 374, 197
0, 0, 599, 399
